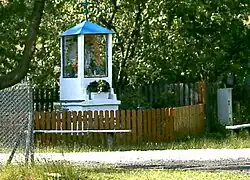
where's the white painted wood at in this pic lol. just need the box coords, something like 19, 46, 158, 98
107, 34, 112, 80
185, 83, 189, 106
60, 37, 63, 79
60, 78, 82, 101
59, 32, 120, 112
78, 35, 84, 81
91, 92, 109, 100
180, 83, 184, 106
217, 88, 233, 125
60, 101, 121, 115
33, 129, 131, 134
225, 123, 250, 130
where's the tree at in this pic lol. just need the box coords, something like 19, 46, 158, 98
0, 0, 249, 89
0, 0, 45, 90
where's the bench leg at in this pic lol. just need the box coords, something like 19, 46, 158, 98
107, 132, 114, 148
247, 128, 250, 135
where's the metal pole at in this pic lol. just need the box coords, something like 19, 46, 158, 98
30, 80, 35, 164
6, 130, 23, 165
30, 124, 35, 164
24, 78, 34, 164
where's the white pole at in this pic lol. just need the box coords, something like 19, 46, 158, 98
107, 34, 112, 84
25, 78, 34, 164
33, 129, 131, 134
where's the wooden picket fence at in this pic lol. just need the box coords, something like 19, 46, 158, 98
34, 104, 204, 146
33, 81, 206, 111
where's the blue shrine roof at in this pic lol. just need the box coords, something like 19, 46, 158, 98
60, 20, 114, 36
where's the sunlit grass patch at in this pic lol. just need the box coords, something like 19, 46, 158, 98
35, 132, 250, 153
0, 163, 249, 180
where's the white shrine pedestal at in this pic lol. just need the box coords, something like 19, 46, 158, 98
60, 100, 121, 112
55, 91, 121, 115
58, 20, 121, 113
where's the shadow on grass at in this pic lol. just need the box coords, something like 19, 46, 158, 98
33, 118, 250, 153
2, 161, 250, 180
1, 162, 131, 180
34, 129, 250, 154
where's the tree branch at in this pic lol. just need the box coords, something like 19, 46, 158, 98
99, 0, 125, 57
0, 0, 45, 90
124, 4, 143, 60
116, 3, 145, 88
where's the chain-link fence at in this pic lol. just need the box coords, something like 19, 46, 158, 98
0, 79, 33, 165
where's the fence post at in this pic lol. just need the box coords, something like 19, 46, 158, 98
202, 82, 206, 104
156, 109, 161, 142
169, 108, 175, 140
198, 81, 206, 104
115, 110, 121, 145
147, 109, 152, 142
132, 110, 137, 143
25, 79, 34, 164
198, 81, 210, 133
204, 81, 212, 133
200, 104, 205, 133
152, 109, 157, 143
137, 109, 143, 142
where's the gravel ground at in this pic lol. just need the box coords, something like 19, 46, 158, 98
1, 149, 250, 172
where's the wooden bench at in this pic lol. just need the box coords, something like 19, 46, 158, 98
225, 123, 250, 134
32, 129, 132, 146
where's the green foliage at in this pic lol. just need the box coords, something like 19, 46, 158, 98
232, 86, 250, 124
155, 90, 177, 108
118, 90, 151, 109
0, 0, 30, 75
36, 134, 250, 153
1, 0, 250, 89
87, 80, 110, 92
1, 164, 249, 180
209, 118, 230, 136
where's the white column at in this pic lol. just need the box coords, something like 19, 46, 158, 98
78, 35, 86, 100
107, 34, 113, 86
59, 37, 64, 101
60, 37, 64, 79
78, 35, 84, 80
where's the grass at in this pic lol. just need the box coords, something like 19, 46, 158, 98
35, 131, 250, 153
0, 163, 250, 180
1, 131, 250, 154
1, 131, 250, 179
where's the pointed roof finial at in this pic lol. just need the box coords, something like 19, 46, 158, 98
80, 0, 89, 21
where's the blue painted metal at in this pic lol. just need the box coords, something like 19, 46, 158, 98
60, 21, 114, 36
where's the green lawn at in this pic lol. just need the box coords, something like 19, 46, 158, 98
1, 132, 250, 179
1, 164, 249, 180
1, 132, 250, 154
36, 132, 250, 153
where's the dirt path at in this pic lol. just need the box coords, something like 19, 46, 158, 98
1, 148, 250, 172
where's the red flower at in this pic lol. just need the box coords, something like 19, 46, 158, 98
72, 63, 78, 72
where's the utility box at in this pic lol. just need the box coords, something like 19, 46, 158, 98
217, 88, 233, 125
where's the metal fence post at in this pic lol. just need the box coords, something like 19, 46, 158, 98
25, 78, 34, 164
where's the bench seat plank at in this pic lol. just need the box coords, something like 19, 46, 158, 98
225, 123, 250, 130
33, 130, 132, 134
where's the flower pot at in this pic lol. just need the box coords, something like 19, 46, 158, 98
91, 92, 109, 100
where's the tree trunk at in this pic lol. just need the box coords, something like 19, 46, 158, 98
0, 0, 45, 90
